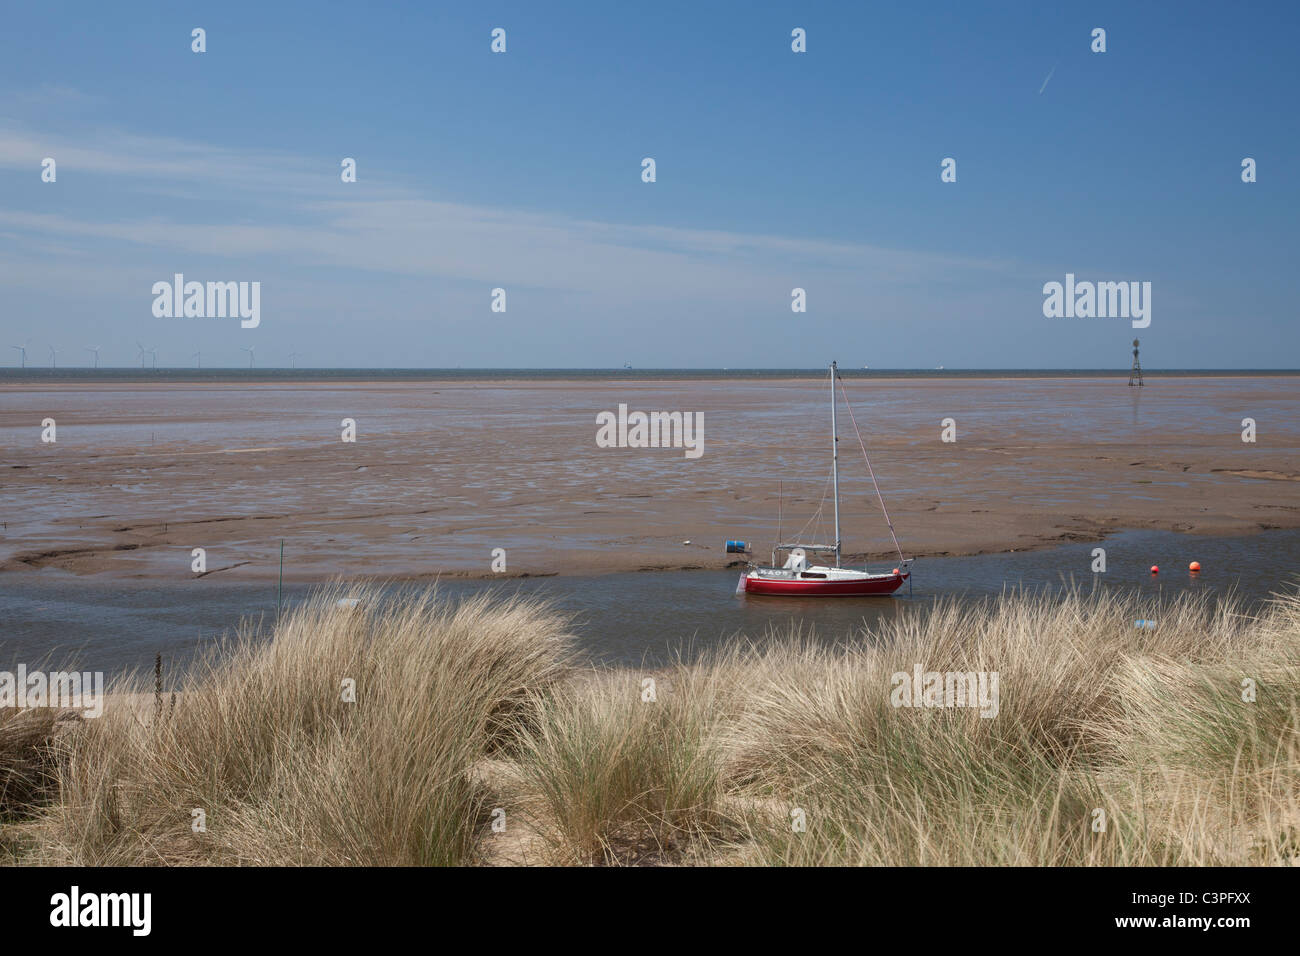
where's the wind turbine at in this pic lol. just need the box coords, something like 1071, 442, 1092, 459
11, 341, 29, 368
85, 345, 101, 368
136, 341, 157, 369
288, 350, 301, 369
48, 345, 58, 368
241, 345, 255, 369
191, 350, 202, 369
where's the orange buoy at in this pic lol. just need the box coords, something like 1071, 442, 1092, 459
892, 568, 900, 575
1189, 561, 1201, 572
1150, 565, 1159, 574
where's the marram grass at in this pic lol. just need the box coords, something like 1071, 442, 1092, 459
2, 583, 1297, 866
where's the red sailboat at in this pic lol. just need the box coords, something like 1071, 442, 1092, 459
740, 361, 910, 597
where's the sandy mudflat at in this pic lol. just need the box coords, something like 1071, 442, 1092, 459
0, 376, 1297, 582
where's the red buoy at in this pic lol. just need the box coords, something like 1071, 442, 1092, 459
1150, 565, 1159, 574
1189, 561, 1201, 572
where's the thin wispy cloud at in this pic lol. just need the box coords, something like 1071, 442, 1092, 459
0, 122, 401, 198
0, 84, 102, 113
0, 122, 1029, 305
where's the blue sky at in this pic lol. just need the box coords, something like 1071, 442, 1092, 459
1, 1, 1296, 368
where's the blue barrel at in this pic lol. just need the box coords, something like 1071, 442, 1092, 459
725, 540, 749, 553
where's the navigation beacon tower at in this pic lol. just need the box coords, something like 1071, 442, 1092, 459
1128, 338, 1144, 387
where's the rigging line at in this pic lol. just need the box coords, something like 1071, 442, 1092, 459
793, 377, 838, 548
836, 371, 906, 565
792, 468, 832, 543
787, 465, 833, 545
815, 464, 833, 539
780, 368, 839, 550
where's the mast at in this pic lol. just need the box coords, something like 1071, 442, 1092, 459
830, 360, 841, 566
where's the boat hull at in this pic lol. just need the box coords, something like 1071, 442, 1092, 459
743, 571, 907, 597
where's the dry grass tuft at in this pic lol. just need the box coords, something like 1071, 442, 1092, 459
16, 585, 576, 866
3, 582, 1297, 866
506, 664, 734, 864
1, 708, 80, 820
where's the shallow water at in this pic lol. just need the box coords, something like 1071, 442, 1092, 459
1, 527, 1296, 678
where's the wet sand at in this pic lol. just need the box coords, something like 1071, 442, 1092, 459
1, 376, 1297, 582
